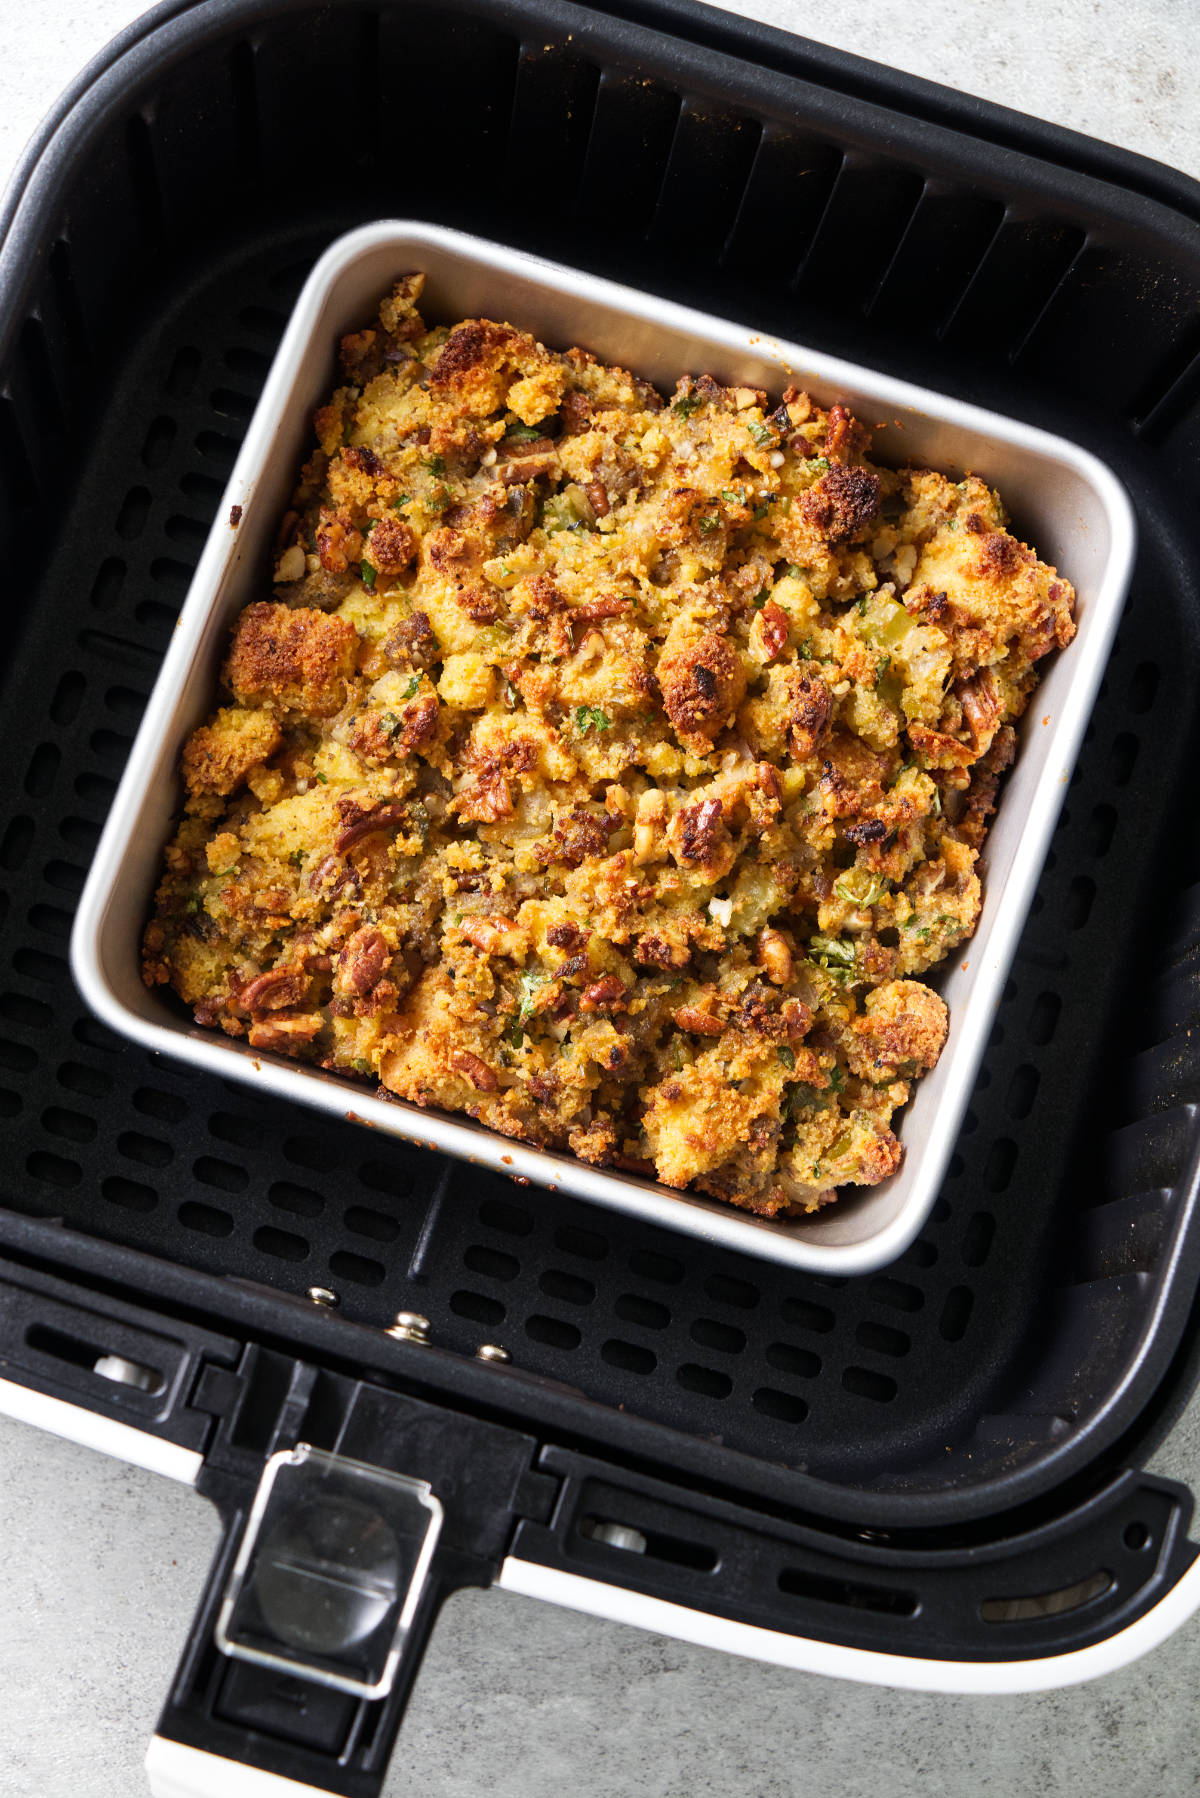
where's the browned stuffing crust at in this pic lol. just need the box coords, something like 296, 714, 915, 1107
142, 276, 1075, 1217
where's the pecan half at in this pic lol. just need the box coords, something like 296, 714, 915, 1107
239, 968, 308, 1014
335, 926, 389, 998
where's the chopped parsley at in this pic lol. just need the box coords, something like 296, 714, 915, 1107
829, 1064, 845, 1093
503, 421, 543, 442
698, 513, 721, 535
401, 674, 421, 699
784, 563, 804, 580
835, 870, 888, 908
751, 587, 770, 610
798, 637, 814, 657
575, 705, 611, 735
509, 969, 548, 1046
351, 1058, 372, 1076
185, 894, 201, 914
360, 559, 377, 590
515, 969, 548, 1024
747, 420, 775, 446
312, 771, 327, 784
672, 393, 701, 419
423, 453, 446, 476
809, 933, 857, 971
806, 455, 830, 475
426, 484, 453, 513
778, 1046, 796, 1070
392, 493, 411, 510
875, 654, 891, 681
381, 711, 400, 736
753, 499, 775, 522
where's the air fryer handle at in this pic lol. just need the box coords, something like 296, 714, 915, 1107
148, 1492, 481, 1798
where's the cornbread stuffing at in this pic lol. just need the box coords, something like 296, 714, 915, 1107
143, 274, 1076, 1216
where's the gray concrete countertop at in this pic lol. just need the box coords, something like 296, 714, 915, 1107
3, 4, 1200, 1795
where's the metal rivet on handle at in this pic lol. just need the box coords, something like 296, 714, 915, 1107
387, 1311, 432, 1344
307, 1286, 339, 1308
476, 1343, 511, 1363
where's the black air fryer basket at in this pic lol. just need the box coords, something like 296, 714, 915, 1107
3, 2, 1200, 1791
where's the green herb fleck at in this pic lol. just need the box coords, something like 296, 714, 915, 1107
672, 393, 701, 419
829, 1064, 845, 1093
698, 513, 721, 535
778, 1046, 796, 1071
185, 895, 201, 914
673, 1038, 684, 1070
751, 587, 770, 611
426, 484, 453, 513
503, 421, 543, 442
401, 674, 421, 700
575, 705, 612, 735
809, 933, 857, 970
798, 637, 814, 658
807, 455, 830, 475
313, 771, 327, 784
753, 500, 775, 522
360, 559, 377, 590
835, 870, 888, 908
391, 493, 411, 510
515, 969, 548, 1025
784, 563, 804, 580
423, 454, 446, 476
747, 420, 774, 446
875, 653, 891, 681
351, 1058, 372, 1076
812, 1161, 822, 1178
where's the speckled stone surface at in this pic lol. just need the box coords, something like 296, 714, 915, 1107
4, 4, 1200, 1795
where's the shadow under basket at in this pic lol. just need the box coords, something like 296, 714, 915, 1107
3, 2, 1200, 1792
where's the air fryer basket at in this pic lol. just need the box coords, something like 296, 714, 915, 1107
4, 0, 1200, 1791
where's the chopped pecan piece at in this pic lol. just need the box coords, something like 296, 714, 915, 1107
673, 1005, 724, 1037
333, 798, 410, 855
248, 1011, 324, 1053
755, 599, 790, 661
579, 974, 628, 1014
452, 1049, 498, 1091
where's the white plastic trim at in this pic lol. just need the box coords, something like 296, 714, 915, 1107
497, 1553, 1200, 1695
146, 1739, 333, 1798
0, 1377, 201, 1484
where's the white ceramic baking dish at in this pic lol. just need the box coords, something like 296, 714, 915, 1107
70, 222, 1135, 1274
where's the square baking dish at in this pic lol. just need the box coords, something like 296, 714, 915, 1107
69, 220, 1135, 1275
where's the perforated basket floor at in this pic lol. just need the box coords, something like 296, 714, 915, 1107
3, 0, 1200, 1519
